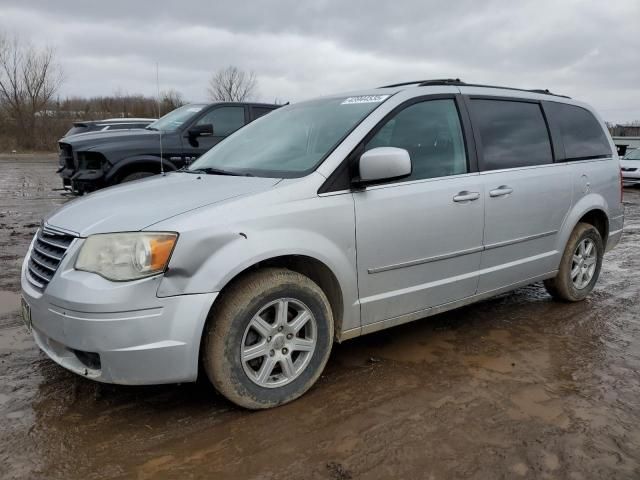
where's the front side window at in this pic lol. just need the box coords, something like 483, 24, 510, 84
545, 102, 612, 160
364, 99, 467, 181
196, 106, 246, 136
471, 99, 553, 171
189, 95, 388, 178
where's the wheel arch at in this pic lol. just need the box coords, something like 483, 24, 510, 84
558, 194, 610, 258
106, 156, 176, 184
577, 208, 609, 243
209, 254, 345, 341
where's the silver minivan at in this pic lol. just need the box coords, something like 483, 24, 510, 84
21, 80, 623, 409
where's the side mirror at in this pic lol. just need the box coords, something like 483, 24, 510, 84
356, 147, 411, 184
188, 123, 214, 137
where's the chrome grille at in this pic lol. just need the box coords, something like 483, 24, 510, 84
27, 228, 75, 290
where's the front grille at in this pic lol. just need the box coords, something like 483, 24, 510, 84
59, 143, 74, 169
622, 167, 637, 172
27, 228, 76, 290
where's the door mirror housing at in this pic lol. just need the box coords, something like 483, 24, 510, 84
188, 123, 214, 137
355, 147, 411, 185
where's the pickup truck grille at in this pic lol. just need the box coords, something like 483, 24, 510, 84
26, 228, 76, 290
59, 143, 74, 169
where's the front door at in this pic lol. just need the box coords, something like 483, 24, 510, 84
354, 97, 485, 326
182, 105, 247, 163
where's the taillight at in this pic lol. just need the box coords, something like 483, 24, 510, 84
620, 168, 624, 204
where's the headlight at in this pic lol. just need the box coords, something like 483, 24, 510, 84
75, 232, 178, 281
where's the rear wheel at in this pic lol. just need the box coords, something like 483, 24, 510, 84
202, 268, 334, 409
544, 222, 604, 302
120, 171, 155, 183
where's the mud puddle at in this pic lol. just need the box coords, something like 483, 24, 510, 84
0, 291, 20, 315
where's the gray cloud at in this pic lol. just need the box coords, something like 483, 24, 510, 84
1, 0, 638, 121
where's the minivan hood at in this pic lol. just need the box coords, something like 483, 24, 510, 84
45, 173, 281, 236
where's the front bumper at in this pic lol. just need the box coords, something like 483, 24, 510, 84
622, 171, 640, 185
58, 168, 106, 194
21, 237, 217, 385
69, 169, 106, 194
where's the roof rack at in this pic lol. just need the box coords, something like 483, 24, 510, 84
380, 78, 462, 88
379, 78, 570, 98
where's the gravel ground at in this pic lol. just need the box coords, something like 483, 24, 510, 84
1, 154, 639, 479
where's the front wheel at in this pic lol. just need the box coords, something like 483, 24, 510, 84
202, 268, 334, 409
544, 222, 604, 302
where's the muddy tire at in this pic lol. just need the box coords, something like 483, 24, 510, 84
202, 268, 334, 409
120, 171, 155, 183
544, 222, 604, 302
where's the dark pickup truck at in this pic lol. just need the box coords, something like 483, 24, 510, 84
58, 102, 279, 194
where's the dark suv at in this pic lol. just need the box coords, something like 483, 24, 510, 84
58, 102, 279, 193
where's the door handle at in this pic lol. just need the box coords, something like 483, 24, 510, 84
453, 191, 481, 203
489, 186, 514, 197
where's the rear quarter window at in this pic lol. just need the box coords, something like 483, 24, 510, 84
545, 102, 612, 160
470, 99, 553, 171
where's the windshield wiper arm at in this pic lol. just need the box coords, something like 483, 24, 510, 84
145, 126, 159, 131
199, 167, 253, 177
178, 166, 253, 176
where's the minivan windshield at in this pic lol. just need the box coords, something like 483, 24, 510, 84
623, 149, 640, 160
147, 104, 206, 132
188, 95, 390, 177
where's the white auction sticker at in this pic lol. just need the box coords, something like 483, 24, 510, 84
341, 95, 390, 105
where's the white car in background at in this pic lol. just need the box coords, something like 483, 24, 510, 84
620, 149, 640, 185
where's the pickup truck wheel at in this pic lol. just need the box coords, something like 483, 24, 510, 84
120, 171, 155, 183
202, 268, 333, 409
544, 222, 604, 302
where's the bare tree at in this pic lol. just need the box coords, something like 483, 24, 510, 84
207, 66, 257, 102
160, 88, 186, 115
0, 34, 63, 149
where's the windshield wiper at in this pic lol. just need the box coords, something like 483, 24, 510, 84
180, 167, 253, 177
145, 126, 159, 131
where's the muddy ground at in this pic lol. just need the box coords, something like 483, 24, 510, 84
1, 154, 639, 479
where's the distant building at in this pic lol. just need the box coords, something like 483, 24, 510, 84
608, 125, 640, 156
613, 136, 640, 157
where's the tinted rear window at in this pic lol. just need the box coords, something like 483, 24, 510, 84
471, 99, 553, 171
545, 102, 611, 160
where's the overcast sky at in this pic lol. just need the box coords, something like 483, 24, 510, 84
1, 0, 639, 122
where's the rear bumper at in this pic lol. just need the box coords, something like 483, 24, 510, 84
21, 237, 218, 385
